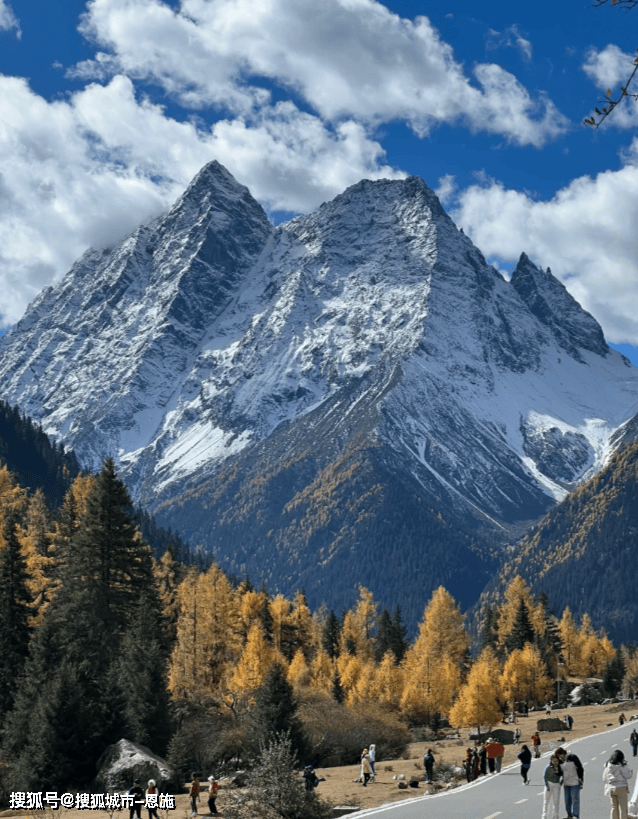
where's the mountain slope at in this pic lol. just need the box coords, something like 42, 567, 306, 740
1, 161, 638, 619
478, 436, 638, 643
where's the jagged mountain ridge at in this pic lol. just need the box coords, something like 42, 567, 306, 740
2, 160, 638, 618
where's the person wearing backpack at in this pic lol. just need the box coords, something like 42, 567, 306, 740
423, 749, 435, 784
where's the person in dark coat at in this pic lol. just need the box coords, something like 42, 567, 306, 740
423, 749, 435, 784
464, 749, 473, 783
631, 729, 638, 757
128, 780, 144, 819
518, 744, 532, 785
478, 743, 487, 776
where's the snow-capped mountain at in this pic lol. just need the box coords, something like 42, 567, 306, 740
2, 161, 638, 617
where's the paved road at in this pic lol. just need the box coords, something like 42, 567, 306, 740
356, 723, 638, 819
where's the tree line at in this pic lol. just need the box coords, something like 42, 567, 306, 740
0, 456, 632, 794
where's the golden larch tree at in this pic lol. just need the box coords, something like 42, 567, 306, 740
558, 607, 581, 676
501, 644, 553, 709
287, 648, 311, 689
449, 647, 503, 737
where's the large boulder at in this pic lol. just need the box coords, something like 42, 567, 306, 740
469, 728, 514, 744
536, 718, 566, 732
95, 739, 176, 793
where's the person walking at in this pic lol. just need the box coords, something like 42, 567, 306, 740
206, 776, 218, 815
423, 749, 435, 784
189, 774, 200, 816
514, 727, 522, 745
361, 750, 373, 786
603, 749, 633, 819
532, 731, 542, 758
145, 780, 159, 819
518, 744, 532, 785
631, 729, 638, 757
368, 744, 376, 781
556, 748, 583, 819
542, 755, 563, 819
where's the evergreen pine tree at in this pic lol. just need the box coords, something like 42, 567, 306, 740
331, 669, 345, 704
67, 458, 156, 637
480, 605, 499, 653
602, 650, 626, 697
2, 458, 162, 789
390, 606, 408, 662
116, 593, 172, 754
373, 609, 394, 662
251, 663, 308, 760
534, 597, 563, 677
505, 598, 535, 654
322, 610, 341, 659
0, 506, 31, 720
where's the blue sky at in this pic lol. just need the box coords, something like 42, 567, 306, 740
1, 0, 638, 364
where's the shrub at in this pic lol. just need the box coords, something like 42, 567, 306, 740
223, 734, 333, 819
297, 691, 410, 767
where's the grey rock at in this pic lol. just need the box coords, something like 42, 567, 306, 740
94, 738, 175, 794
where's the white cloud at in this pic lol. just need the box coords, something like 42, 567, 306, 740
0, 0, 20, 35
450, 160, 638, 344
0, 74, 403, 327
486, 24, 532, 62
0, 0, 572, 327
583, 45, 638, 128
435, 174, 457, 208
75, 0, 567, 147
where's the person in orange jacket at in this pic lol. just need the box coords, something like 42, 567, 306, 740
532, 732, 542, 758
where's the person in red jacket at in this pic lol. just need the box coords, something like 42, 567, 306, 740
532, 732, 542, 758
485, 739, 499, 774
492, 740, 505, 773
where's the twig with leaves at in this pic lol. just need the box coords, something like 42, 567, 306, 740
585, 0, 638, 126
584, 56, 638, 127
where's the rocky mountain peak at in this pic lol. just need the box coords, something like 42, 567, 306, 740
1, 161, 638, 615
510, 252, 608, 361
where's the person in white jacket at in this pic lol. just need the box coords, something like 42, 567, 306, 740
603, 750, 633, 819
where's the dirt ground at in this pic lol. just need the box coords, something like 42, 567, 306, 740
2, 701, 637, 817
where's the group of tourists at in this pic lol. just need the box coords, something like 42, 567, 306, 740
358, 745, 376, 785
188, 774, 218, 816
463, 738, 505, 781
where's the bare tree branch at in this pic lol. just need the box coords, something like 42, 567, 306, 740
584, 0, 638, 126
584, 57, 638, 127
590, 0, 638, 9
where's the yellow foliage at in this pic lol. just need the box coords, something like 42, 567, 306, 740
229, 623, 285, 700
310, 649, 334, 694
501, 644, 553, 707
449, 648, 503, 732
288, 649, 311, 689
558, 607, 581, 676
340, 586, 378, 661
370, 650, 404, 708
413, 586, 469, 667
168, 563, 242, 699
